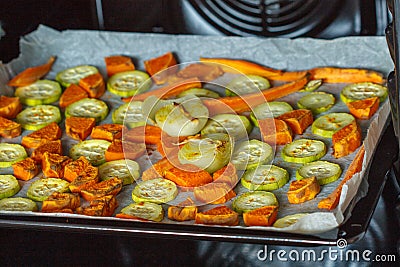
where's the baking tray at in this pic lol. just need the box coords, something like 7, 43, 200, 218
0, 26, 396, 246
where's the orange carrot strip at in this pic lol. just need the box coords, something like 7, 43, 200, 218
267, 70, 310, 82
122, 77, 201, 102
8, 56, 56, 87
309, 67, 384, 84
318, 145, 365, 210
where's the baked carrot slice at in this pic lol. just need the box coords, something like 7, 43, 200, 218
122, 77, 201, 102
194, 183, 236, 204
195, 206, 239, 226
7, 56, 56, 87
203, 75, 309, 115
12, 157, 39, 181
65, 117, 96, 141
0, 96, 23, 119
104, 55, 135, 77
0, 116, 21, 138
346, 97, 379, 120
277, 109, 313, 135
332, 122, 362, 158
259, 118, 293, 145
41, 152, 72, 178
80, 177, 123, 201
31, 140, 63, 163
199, 57, 282, 78
309, 67, 384, 84
76, 195, 118, 217
91, 124, 127, 141
287, 176, 320, 204
164, 165, 213, 188
41, 192, 80, 212
168, 198, 198, 222
21, 122, 62, 149
144, 51, 178, 85
318, 145, 365, 210
64, 156, 91, 182
124, 125, 163, 145
267, 70, 310, 82
78, 72, 105, 98
104, 139, 146, 161
176, 63, 224, 82
59, 84, 89, 108
243, 206, 278, 227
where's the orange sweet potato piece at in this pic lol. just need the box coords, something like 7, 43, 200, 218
79, 72, 105, 98
309, 67, 384, 84
31, 140, 63, 163
63, 156, 91, 182
104, 139, 146, 161
176, 63, 224, 82
141, 157, 175, 181
277, 109, 313, 135
167, 198, 198, 222
319, 145, 365, 210
76, 195, 118, 217
12, 157, 39, 181
105, 55, 135, 77
91, 124, 127, 141
79, 177, 123, 201
195, 206, 239, 226
194, 183, 236, 204
124, 125, 163, 145
69, 165, 99, 193
123, 77, 201, 102
287, 176, 321, 204
65, 117, 96, 141
144, 51, 177, 84
0, 116, 21, 138
0, 96, 23, 119
346, 97, 379, 120
267, 70, 310, 82
203, 75, 309, 115
7, 56, 56, 87
243, 206, 278, 227
41, 192, 81, 212
259, 118, 293, 145
21, 122, 62, 149
59, 84, 89, 108
41, 152, 72, 178
164, 165, 213, 188
212, 162, 239, 187
332, 122, 362, 158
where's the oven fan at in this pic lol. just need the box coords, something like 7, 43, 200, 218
186, 0, 344, 37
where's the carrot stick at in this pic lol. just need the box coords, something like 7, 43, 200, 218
8, 56, 56, 87
318, 145, 365, 210
309, 67, 384, 84
267, 70, 310, 82
203, 74, 309, 115
122, 77, 201, 102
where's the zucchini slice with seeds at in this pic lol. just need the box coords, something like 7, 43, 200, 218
297, 92, 335, 114
232, 191, 278, 214
0, 143, 27, 168
132, 177, 178, 204
296, 160, 342, 185
107, 70, 151, 97
241, 165, 289, 191
311, 112, 355, 138
281, 139, 326, 164
15, 80, 62, 106
0, 175, 20, 199
16, 105, 61, 130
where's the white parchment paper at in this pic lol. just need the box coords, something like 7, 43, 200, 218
0, 25, 394, 238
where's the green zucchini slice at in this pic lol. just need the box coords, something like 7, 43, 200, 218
250, 101, 293, 127
201, 113, 252, 140
241, 165, 289, 191
119, 202, 164, 222
69, 139, 111, 166
281, 139, 326, 164
107, 70, 151, 97
225, 75, 270, 96
0, 197, 38, 211
297, 92, 335, 114
0, 175, 20, 199
341, 82, 388, 103
16, 105, 61, 130
65, 98, 109, 122
232, 191, 278, 214
99, 159, 140, 185
177, 88, 220, 98
231, 139, 273, 170
296, 160, 342, 185
132, 178, 178, 204
55, 65, 99, 88
112, 101, 147, 128
311, 112, 355, 138
27, 178, 70, 202
0, 143, 27, 168
15, 80, 62, 106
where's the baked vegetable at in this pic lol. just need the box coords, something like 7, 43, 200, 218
346, 97, 379, 120
311, 112, 355, 138
201, 114, 252, 140
175, 63, 224, 82
0, 175, 20, 199
104, 139, 146, 161
107, 70, 151, 97
12, 157, 39, 181
297, 92, 335, 114
0, 143, 27, 168
124, 125, 163, 145
296, 161, 342, 185
76, 195, 118, 217
341, 82, 388, 103
59, 84, 89, 109
16, 105, 61, 130
21, 122, 62, 149
117, 202, 164, 222
232, 191, 278, 214
112, 101, 147, 128
69, 165, 99, 193
132, 178, 178, 204
273, 213, 308, 228
195, 206, 239, 226
15, 80, 62, 106
309, 67, 384, 84
259, 118, 293, 145
225, 74, 270, 96
41, 152, 72, 178
27, 178, 70, 202
241, 165, 289, 191
164, 165, 213, 188
177, 88, 220, 99
55, 65, 99, 88
41, 192, 80, 213
0, 197, 38, 211
31, 140, 63, 163
231, 140, 273, 170
91, 124, 126, 141
212, 162, 239, 187
0, 96, 23, 119
99, 159, 140, 185
104, 55, 135, 77
332, 122, 362, 158
277, 109, 313, 135
193, 183, 236, 204
167, 198, 197, 222
243, 206, 278, 227
80, 177, 123, 201
250, 101, 293, 127
287, 176, 320, 204
65, 117, 96, 141
0, 116, 21, 138
281, 139, 326, 164
63, 156, 91, 183
65, 98, 109, 122
144, 51, 177, 84
69, 139, 111, 166
79, 72, 105, 98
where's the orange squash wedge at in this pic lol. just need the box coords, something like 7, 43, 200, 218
12, 157, 39, 181
59, 84, 89, 109
0, 116, 21, 138
195, 206, 239, 226
167, 197, 198, 222
144, 51, 178, 84
277, 109, 313, 135
243, 206, 278, 227
332, 122, 362, 158
65, 117, 96, 141
105, 55, 135, 77
287, 176, 321, 204
346, 97, 379, 120
21, 122, 62, 149
78, 72, 105, 98
259, 118, 293, 145
0, 96, 23, 119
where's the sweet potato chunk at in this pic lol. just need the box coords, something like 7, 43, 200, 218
41, 192, 80, 212
212, 162, 239, 187
332, 122, 362, 158
12, 157, 39, 181
0, 96, 22, 119
277, 109, 313, 135
105, 55, 135, 77
168, 198, 197, 222
64, 156, 91, 183
144, 51, 177, 84
105, 139, 146, 161
79, 72, 105, 98
195, 206, 239, 226
287, 176, 320, 204
91, 124, 127, 141
79, 177, 123, 201
164, 165, 213, 188
124, 125, 163, 145
346, 97, 379, 120
194, 183, 236, 204
259, 118, 293, 145
65, 117, 96, 141
41, 152, 72, 178
76, 195, 118, 217
243, 206, 278, 227
0, 116, 21, 138
21, 122, 62, 149
31, 140, 63, 163
69, 165, 99, 193
59, 84, 89, 108
175, 63, 224, 82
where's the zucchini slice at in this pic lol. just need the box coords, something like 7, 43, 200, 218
201, 113, 252, 140
250, 101, 293, 127
273, 213, 308, 228
232, 191, 278, 214
231, 139, 273, 170
296, 160, 342, 185
15, 80, 62, 106
112, 101, 147, 128
107, 70, 151, 97
27, 178, 70, 202
341, 82, 388, 103
16, 105, 61, 130
225, 75, 270, 96
55, 65, 99, 88
297, 92, 335, 114
119, 202, 164, 222
65, 98, 109, 122
177, 88, 220, 99
99, 159, 140, 185
311, 112, 355, 138
132, 178, 178, 204
0, 197, 38, 211
281, 139, 326, 164
0, 143, 27, 168
302, 79, 322, 92
69, 139, 111, 166
241, 165, 289, 191
0, 175, 20, 199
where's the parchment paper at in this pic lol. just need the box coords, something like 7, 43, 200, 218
0, 25, 394, 237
